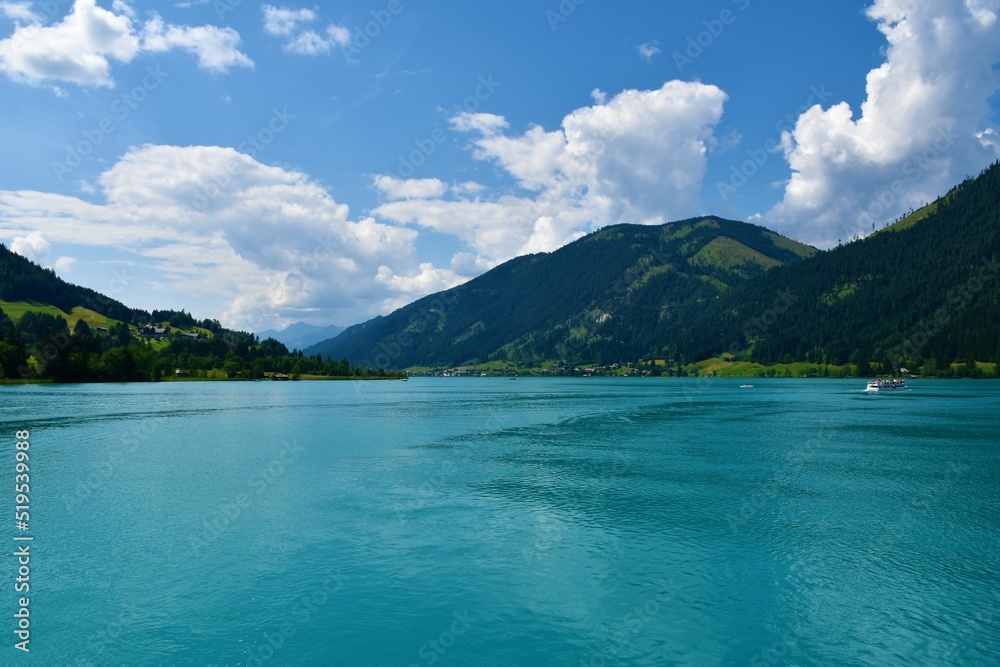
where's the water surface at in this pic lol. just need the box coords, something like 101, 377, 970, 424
1, 378, 997, 665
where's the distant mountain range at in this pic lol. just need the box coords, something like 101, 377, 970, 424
308, 161, 1000, 372
258, 322, 345, 352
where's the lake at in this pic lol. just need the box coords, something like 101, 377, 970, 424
1, 378, 997, 665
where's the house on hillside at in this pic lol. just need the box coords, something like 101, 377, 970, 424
137, 325, 167, 337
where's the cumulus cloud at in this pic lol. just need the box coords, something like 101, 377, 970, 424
262, 5, 351, 56
0, 145, 463, 329
767, 0, 1000, 247
376, 81, 726, 263
0, 0, 138, 87
141, 14, 253, 72
0, 0, 251, 88
10, 231, 50, 263
1, 81, 728, 328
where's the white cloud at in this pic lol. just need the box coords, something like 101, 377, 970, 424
373, 176, 448, 200
262, 5, 315, 37
451, 181, 485, 196
0, 0, 251, 88
638, 40, 661, 61
10, 231, 51, 263
0, 145, 459, 330
0, 0, 139, 87
450, 252, 496, 277
262, 5, 350, 56
449, 112, 508, 136
142, 14, 253, 72
374, 262, 460, 300
0, 2, 40, 24
591, 88, 607, 105
767, 0, 1000, 247
378, 82, 726, 263
326, 24, 351, 47
55, 256, 77, 272
0, 81, 728, 328
284, 29, 330, 56
111, 0, 134, 19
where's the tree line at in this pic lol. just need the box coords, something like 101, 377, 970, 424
0, 309, 398, 383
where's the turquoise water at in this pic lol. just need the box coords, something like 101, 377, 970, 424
1, 378, 997, 665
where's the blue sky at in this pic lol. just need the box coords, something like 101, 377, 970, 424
0, 0, 998, 331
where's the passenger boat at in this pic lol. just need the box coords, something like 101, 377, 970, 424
865, 378, 909, 392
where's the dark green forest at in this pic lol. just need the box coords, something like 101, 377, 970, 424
0, 245, 394, 383
676, 162, 1000, 375
309, 218, 816, 367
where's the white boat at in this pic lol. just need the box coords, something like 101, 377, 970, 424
865, 378, 909, 392
740, 384, 753, 389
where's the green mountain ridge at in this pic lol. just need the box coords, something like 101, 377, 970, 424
310, 162, 1000, 374
676, 162, 1000, 372
307, 217, 817, 367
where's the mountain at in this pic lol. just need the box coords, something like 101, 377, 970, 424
0, 242, 149, 324
0, 246, 376, 382
675, 161, 1000, 371
258, 322, 345, 351
306, 217, 817, 368
308, 162, 1000, 373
